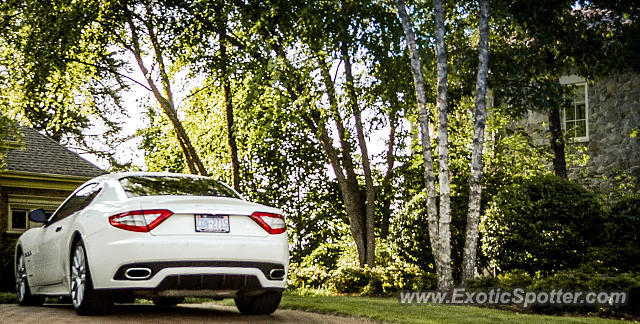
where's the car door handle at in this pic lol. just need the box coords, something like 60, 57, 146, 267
55, 226, 62, 232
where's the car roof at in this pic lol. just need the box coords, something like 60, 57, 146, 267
92, 172, 210, 182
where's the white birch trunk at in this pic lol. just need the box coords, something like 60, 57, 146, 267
462, 0, 490, 283
396, 0, 446, 288
433, 0, 454, 290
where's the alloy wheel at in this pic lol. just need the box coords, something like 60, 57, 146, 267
71, 245, 86, 307
15, 254, 27, 302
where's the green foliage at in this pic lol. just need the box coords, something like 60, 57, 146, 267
0, 0, 127, 155
0, 291, 17, 304
466, 269, 640, 316
300, 242, 344, 270
389, 191, 434, 272
481, 175, 606, 276
390, 108, 549, 279
288, 240, 438, 296
388, 186, 473, 278
465, 270, 533, 290
0, 237, 16, 292
588, 194, 640, 273
288, 264, 333, 290
329, 267, 371, 294
278, 293, 626, 324
529, 270, 640, 316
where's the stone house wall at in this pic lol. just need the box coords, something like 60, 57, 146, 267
518, 72, 640, 192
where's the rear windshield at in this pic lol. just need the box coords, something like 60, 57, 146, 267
119, 176, 241, 199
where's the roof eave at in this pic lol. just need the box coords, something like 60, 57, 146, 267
0, 170, 92, 191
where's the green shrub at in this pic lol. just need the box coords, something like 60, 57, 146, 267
300, 242, 344, 270
589, 194, 640, 273
466, 270, 533, 289
407, 271, 438, 290
0, 238, 17, 292
389, 190, 473, 279
529, 270, 640, 315
287, 264, 331, 290
329, 266, 370, 293
467, 270, 639, 316
465, 276, 500, 290
0, 292, 17, 304
498, 269, 533, 288
481, 175, 605, 276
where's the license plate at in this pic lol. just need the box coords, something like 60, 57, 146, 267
195, 215, 229, 233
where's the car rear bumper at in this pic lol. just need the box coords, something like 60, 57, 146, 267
83, 229, 288, 292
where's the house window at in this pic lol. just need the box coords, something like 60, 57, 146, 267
7, 195, 64, 233
11, 210, 27, 229
9, 208, 54, 231
562, 82, 589, 142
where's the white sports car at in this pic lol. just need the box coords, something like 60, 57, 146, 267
14, 172, 288, 315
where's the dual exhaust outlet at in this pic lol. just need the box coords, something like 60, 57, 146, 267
124, 267, 152, 280
123, 267, 285, 280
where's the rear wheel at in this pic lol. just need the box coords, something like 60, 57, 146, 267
15, 250, 45, 306
234, 291, 282, 315
70, 240, 113, 315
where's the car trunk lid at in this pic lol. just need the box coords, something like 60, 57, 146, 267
128, 196, 280, 237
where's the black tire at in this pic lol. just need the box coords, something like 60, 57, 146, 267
15, 248, 45, 306
152, 297, 184, 307
234, 291, 282, 315
70, 240, 113, 315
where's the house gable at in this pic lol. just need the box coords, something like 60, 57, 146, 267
0, 126, 105, 236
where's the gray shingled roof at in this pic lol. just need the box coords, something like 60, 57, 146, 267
4, 127, 105, 178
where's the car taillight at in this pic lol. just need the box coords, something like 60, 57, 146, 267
250, 212, 286, 234
109, 210, 173, 232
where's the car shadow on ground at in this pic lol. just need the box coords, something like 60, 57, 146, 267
42, 303, 283, 321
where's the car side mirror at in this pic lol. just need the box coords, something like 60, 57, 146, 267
29, 209, 48, 224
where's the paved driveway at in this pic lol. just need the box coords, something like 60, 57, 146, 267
0, 303, 372, 323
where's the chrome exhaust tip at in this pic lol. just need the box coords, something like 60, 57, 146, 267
124, 267, 152, 280
268, 268, 285, 280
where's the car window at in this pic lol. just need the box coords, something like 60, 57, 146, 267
119, 176, 241, 199
49, 183, 102, 224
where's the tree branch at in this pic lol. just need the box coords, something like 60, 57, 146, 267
62, 57, 151, 92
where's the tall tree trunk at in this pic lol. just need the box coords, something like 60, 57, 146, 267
124, 7, 207, 175
549, 106, 567, 178
218, 7, 241, 190
279, 48, 369, 267
380, 99, 398, 239
462, 0, 490, 283
396, 0, 443, 288
341, 40, 376, 267
433, 0, 454, 290
317, 55, 369, 267
304, 110, 368, 267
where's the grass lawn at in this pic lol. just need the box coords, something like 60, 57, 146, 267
1, 291, 632, 323
0, 292, 16, 304
272, 293, 632, 324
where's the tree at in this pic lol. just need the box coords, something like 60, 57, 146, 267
432, 0, 454, 291
396, 0, 453, 289
0, 0, 127, 160
233, 0, 411, 267
122, 3, 206, 175
489, 0, 640, 179
2, 0, 212, 174
461, 0, 490, 282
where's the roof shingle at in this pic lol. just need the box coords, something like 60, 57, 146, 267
4, 127, 105, 178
